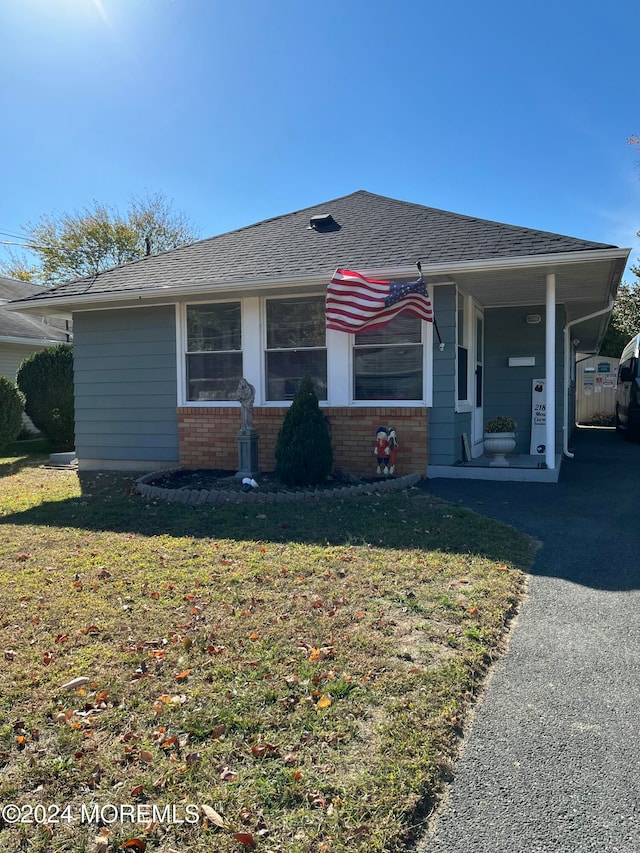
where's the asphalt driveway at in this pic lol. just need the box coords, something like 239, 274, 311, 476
416, 427, 640, 853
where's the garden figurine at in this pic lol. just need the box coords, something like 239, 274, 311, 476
234, 377, 256, 432
387, 427, 398, 475
374, 426, 391, 475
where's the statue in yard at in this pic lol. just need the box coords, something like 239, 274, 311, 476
234, 378, 255, 432
374, 425, 399, 475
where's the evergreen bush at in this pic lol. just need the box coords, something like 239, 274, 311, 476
274, 375, 333, 487
0, 376, 25, 452
16, 344, 74, 449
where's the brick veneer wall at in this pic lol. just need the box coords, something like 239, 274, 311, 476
177, 407, 428, 476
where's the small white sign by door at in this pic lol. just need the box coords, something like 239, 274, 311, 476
530, 378, 546, 456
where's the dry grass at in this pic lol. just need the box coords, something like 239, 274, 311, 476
0, 449, 530, 853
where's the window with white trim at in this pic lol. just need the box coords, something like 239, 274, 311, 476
265, 296, 327, 401
457, 293, 469, 405
185, 302, 242, 401
353, 314, 424, 400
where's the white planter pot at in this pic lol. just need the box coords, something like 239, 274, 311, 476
483, 432, 516, 467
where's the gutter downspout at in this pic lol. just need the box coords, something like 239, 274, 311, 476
563, 300, 615, 458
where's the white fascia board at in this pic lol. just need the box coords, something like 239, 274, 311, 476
5, 247, 630, 314
362, 247, 631, 279
3, 272, 335, 314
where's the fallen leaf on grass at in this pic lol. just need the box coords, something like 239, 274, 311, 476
200, 804, 226, 828
92, 827, 110, 852
61, 676, 90, 691
120, 840, 146, 852
316, 694, 332, 709
220, 766, 238, 781
175, 669, 192, 682
233, 832, 256, 849
251, 743, 278, 758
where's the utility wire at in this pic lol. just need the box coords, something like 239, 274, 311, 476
0, 240, 51, 250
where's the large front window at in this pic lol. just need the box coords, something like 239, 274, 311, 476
186, 302, 242, 401
353, 314, 423, 400
265, 296, 327, 400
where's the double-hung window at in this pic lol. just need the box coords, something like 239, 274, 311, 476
185, 302, 242, 401
265, 296, 327, 400
353, 314, 424, 400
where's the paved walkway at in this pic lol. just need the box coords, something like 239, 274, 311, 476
417, 428, 640, 853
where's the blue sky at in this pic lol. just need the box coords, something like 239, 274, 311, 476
1, 0, 639, 278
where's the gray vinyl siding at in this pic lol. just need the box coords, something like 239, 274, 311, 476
429, 285, 471, 465
0, 342, 44, 382
73, 306, 178, 466
484, 305, 565, 454
0, 342, 53, 434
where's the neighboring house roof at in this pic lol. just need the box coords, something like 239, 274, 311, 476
4, 190, 618, 304
0, 277, 70, 343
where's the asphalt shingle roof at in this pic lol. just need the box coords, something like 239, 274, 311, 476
10, 191, 616, 305
0, 277, 70, 341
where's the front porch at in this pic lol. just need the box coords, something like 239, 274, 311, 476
428, 452, 563, 482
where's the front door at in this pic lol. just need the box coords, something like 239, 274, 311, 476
471, 307, 484, 454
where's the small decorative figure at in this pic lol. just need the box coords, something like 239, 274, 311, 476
374, 426, 391, 475
387, 427, 399, 475
373, 426, 399, 475
234, 378, 255, 432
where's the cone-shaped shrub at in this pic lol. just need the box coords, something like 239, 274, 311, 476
0, 376, 25, 452
274, 374, 333, 487
16, 344, 74, 449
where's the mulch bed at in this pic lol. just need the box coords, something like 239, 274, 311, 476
147, 468, 391, 494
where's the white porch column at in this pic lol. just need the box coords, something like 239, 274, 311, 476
545, 272, 556, 469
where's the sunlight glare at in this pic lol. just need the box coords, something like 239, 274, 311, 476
90, 0, 110, 26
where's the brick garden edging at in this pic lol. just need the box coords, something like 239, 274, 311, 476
135, 470, 423, 505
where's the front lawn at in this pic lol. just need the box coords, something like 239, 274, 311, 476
0, 451, 531, 853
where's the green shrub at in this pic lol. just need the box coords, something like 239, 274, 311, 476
16, 344, 74, 449
274, 375, 333, 487
0, 376, 25, 452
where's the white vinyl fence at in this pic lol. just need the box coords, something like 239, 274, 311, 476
575, 355, 619, 424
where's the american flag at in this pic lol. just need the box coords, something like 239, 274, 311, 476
325, 268, 433, 334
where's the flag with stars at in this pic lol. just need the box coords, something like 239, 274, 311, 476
326, 268, 433, 333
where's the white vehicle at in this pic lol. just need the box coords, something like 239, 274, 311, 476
615, 333, 640, 436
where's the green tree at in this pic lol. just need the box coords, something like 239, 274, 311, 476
0, 192, 199, 286
601, 281, 640, 357
0, 377, 25, 452
16, 344, 74, 449
274, 375, 333, 487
